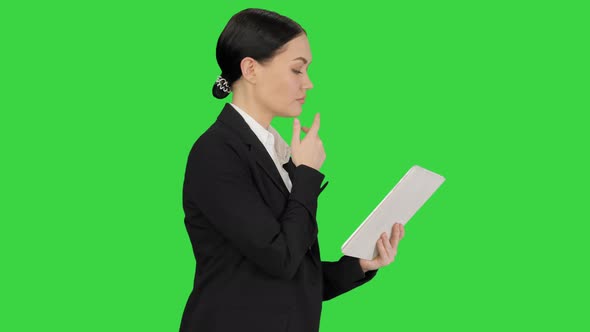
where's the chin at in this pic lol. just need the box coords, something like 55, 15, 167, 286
282, 107, 301, 118
292, 107, 303, 117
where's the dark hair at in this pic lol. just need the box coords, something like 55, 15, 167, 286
212, 8, 307, 99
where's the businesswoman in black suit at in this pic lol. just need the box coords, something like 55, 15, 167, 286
180, 8, 405, 332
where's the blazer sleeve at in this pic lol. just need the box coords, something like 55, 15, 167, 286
322, 256, 379, 301
183, 135, 325, 280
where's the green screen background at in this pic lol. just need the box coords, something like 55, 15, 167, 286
1, 0, 588, 330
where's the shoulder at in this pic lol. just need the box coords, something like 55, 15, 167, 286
186, 121, 249, 171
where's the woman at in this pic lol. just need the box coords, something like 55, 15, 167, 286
180, 8, 405, 332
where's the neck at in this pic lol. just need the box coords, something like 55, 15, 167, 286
231, 95, 273, 130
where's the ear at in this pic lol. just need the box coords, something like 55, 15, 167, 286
240, 57, 258, 84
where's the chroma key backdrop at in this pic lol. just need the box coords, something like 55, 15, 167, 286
1, 0, 588, 331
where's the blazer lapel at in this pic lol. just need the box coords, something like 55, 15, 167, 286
217, 103, 323, 270
281, 156, 296, 181
217, 103, 291, 199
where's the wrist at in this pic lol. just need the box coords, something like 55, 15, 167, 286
358, 259, 369, 273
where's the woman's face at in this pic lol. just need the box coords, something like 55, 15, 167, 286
254, 34, 314, 118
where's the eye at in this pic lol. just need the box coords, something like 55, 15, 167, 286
292, 69, 302, 74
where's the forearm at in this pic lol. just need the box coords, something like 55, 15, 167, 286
321, 256, 378, 301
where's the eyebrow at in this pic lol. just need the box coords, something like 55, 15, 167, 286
292, 57, 311, 64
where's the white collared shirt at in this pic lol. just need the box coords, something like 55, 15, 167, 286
230, 103, 293, 193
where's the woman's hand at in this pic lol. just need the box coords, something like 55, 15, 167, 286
359, 223, 405, 273
291, 113, 325, 171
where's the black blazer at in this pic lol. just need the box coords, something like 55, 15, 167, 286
180, 103, 378, 332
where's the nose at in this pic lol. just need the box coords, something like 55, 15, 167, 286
303, 73, 314, 90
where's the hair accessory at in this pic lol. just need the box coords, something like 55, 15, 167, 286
215, 75, 231, 93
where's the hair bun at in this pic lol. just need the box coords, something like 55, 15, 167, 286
212, 75, 231, 99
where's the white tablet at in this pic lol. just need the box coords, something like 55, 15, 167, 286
341, 165, 445, 260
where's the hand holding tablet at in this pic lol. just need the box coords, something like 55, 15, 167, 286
358, 223, 406, 273
341, 165, 446, 261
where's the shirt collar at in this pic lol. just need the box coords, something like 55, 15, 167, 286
230, 103, 291, 165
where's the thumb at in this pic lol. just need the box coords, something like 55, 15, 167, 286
291, 118, 301, 147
